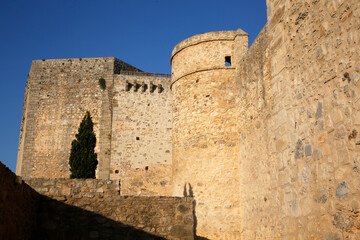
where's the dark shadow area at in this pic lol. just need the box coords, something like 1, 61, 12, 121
185, 183, 209, 240
34, 195, 166, 240
188, 183, 193, 198
183, 183, 193, 198
194, 237, 210, 240
192, 200, 210, 240
157, 84, 163, 93
141, 82, 148, 92
125, 81, 133, 91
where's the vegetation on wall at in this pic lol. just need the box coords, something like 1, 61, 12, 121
98, 78, 106, 90
69, 111, 98, 178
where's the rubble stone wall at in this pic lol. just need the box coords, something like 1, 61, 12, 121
24, 177, 193, 240
16, 57, 124, 179
1, 163, 194, 240
37, 195, 194, 240
24, 178, 121, 199
16, 58, 173, 190
110, 74, 172, 196
171, 31, 248, 240
237, 0, 360, 238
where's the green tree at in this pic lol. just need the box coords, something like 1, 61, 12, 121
69, 111, 98, 178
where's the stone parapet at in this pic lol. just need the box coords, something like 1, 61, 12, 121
23, 178, 121, 199
171, 31, 237, 61
39, 195, 194, 240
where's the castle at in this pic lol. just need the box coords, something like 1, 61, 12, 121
15, 0, 360, 239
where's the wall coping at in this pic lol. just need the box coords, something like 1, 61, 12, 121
170, 29, 248, 65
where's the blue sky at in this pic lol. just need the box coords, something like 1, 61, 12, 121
0, 0, 267, 172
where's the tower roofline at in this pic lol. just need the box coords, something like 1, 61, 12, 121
170, 29, 248, 65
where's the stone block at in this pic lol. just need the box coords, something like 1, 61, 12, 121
315, 102, 323, 119
295, 139, 304, 159
331, 109, 343, 125
336, 181, 348, 199
305, 145, 312, 156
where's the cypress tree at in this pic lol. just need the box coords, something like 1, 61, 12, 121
69, 111, 98, 178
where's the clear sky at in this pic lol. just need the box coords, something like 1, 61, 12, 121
0, 0, 267, 172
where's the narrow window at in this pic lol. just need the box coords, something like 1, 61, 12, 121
225, 56, 231, 66
136, 137, 140, 140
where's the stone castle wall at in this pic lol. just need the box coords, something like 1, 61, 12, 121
13, 0, 360, 239
16, 58, 172, 192
171, 31, 248, 239
110, 73, 172, 196
236, 0, 360, 238
170, 0, 360, 239
16, 57, 122, 178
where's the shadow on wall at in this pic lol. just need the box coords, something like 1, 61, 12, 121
35, 195, 166, 240
184, 183, 210, 240
183, 183, 194, 198
194, 237, 210, 240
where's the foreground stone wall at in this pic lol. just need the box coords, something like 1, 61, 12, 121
37, 195, 194, 240
1, 162, 194, 240
0, 161, 40, 240
110, 73, 172, 196
237, 0, 360, 238
24, 177, 194, 240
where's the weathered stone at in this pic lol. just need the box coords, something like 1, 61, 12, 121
302, 165, 311, 183
307, 109, 312, 118
295, 139, 304, 159
177, 204, 190, 213
325, 232, 342, 240
305, 145, 312, 156
170, 225, 193, 237
354, 156, 360, 172
313, 149, 322, 161
335, 125, 347, 139
332, 212, 353, 231
315, 102, 323, 119
336, 181, 348, 199
12, 0, 360, 239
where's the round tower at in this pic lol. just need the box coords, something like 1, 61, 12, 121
171, 30, 248, 239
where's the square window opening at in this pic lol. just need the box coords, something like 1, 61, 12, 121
225, 56, 231, 66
